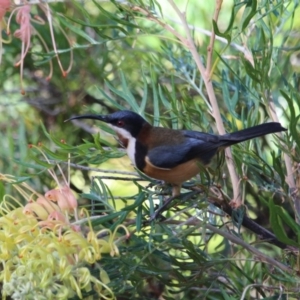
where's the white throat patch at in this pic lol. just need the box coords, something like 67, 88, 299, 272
110, 125, 137, 166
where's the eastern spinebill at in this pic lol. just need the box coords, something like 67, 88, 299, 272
67, 110, 286, 196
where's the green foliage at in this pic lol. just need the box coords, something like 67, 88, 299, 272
1, 0, 300, 299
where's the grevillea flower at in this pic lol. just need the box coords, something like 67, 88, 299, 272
5, 1, 73, 94
13, 4, 31, 63
36, 196, 60, 213
23, 201, 49, 220
45, 186, 78, 214
0, 172, 119, 299
0, 0, 11, 20
7, 3, 32, 94
0, 152, 127, 299
0, 0, 11, 64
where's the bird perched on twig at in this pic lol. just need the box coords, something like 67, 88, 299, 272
67, 110, 286, 198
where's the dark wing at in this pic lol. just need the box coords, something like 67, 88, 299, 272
147, 132, 223, 169
146, 123, 287, 169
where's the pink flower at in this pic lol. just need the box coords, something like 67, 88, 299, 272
0, 0, 11, 20
45, 186, 78, 214
0, 0, 11, 65
13, 4, 32, 95
13, 4, 32, 61
45, 188, 70, 212
5, 1, 73, 93
7, 3, 32, 94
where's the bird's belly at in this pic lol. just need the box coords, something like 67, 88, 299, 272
143, 158, 201, 184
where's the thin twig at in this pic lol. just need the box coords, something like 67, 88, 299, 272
93, 176, 147, 181
204, 223, 293, 273
165, 17, 250, 54
206, 0, 222, 76
47, 160, 140, 176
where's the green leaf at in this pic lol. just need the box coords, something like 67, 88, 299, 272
11, 176, 33, 184
41, 145, 68, 160
92, 0, 141, 28
57, 15, 99, 44
276, 206, 300, 236
62, 14, 129, 35
241, 0, 257, 31
110, 211, 129, 230
0, 182, 5, 202
93, 133, 103, 150
29, 152, 53, 168
13, 160, 45, 170
91, 212, 121, 226
139, 70, 148, 116
122, 192, 146, 211
150, 66, 160, 126
212, 20, 231, 43
269, 198, 299, 247
221, 70, 239, 119
120, 71, 140, 112
242, 57, 261, 83
136, 203, 143, 232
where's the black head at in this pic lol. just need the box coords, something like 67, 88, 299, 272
66, 110, 149, 138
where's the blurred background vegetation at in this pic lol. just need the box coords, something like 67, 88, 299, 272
1, 0, 300, 299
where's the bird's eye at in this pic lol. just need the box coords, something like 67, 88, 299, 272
117, 120, 124, 127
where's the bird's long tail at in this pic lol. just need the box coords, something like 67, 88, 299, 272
221, 122, 286, 146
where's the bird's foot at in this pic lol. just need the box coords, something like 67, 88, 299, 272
146, 180, 173, 196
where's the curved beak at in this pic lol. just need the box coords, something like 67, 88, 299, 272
65, 114, 109, 123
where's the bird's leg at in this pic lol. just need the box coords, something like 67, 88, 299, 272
172, 184, 181, 197
146, 180, 174, 196
150, 180, 172, 195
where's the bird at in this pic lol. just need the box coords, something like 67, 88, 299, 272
67, 110, 286, 197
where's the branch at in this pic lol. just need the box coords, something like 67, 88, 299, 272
206, 0, 222, 75
204, 223, 293, 273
